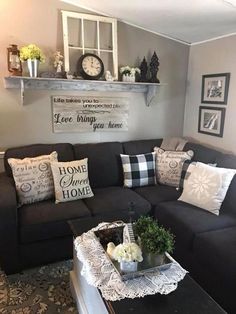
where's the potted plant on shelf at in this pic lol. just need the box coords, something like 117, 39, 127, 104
20, 44, 45, 78
120, 66, 140, 82
134, 216, 175, 265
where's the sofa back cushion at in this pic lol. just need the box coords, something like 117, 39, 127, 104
221, 176, 236, 216
183, 142, 223, 164
216, 153, 236, 169
73, 142, 123, 188
123, 139, 163, 155
4, 143, 74, 177
216, 153, 236, 216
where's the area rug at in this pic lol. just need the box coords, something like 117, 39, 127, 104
0, 260, 77, 313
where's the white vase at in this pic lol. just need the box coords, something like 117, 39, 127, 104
27, 58, 39, 77
120, 261, 138, 273
122, 74, 135, 82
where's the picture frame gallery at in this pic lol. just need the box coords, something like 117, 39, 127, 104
201, 73, 230, 104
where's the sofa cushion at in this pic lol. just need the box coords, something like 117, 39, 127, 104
51, 159, 94, 203
120, 153, 156, 188
193, 227, 236, 283
216, 154, 236, 216
221, 176, 236, 216
19, 199, 91, 243
154, 201, 236, 249
134, 185, 181, 206
123, 139, 163, 155
73, 142, 123, 188
183, 142, 223, 164
216, 153, 236, 169
4, 143, 74, 177
8, 152, 58, 206
214, 153, 236, 216
84, 186, 151, 216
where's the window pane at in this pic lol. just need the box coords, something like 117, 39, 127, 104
68, 17, 82, 48
100, 22, 112, 50
101, 52, 114, 77
84, 20, 97, 49
69, 49, 83, 75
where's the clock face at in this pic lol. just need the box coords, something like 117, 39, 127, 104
78, 53, 104, 80
82, 56, 102, 76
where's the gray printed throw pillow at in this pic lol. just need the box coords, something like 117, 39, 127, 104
8, 151, 58, 206
154, 147, 194, 187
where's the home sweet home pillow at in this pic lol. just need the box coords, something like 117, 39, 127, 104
154, 147, 194, 187
8, 151, 58, 206
178, 162, 236, 215
51, 158, 94, 203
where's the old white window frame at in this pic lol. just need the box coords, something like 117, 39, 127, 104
62, 11, 118, 79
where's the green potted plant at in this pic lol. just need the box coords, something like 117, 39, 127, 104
20, 44, 45, 77
134, 216, 175, 265
134, 216, 154, 238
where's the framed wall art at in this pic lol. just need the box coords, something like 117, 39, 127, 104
201, 73, 230, 104
198, 106, 225, 137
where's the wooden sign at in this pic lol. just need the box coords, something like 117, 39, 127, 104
52, 96, 129, 133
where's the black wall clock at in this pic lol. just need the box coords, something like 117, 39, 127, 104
77, 53, 104, 80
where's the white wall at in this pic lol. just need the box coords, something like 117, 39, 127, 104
0, 0, 189, 156
184, 35, 236, 153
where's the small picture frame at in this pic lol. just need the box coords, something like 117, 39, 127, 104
201, 73, 230, 104
198, 106, 225, 137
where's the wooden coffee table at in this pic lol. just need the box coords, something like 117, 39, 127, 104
69, 219, 226, 314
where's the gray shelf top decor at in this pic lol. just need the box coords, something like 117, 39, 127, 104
4, 76, 165, 106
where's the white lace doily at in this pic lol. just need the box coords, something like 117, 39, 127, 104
74, 222, 187, 301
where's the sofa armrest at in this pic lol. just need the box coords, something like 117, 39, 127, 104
0, 172, 17, 214
0, 172, 20, 273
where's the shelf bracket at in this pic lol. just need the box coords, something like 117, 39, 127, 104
146, 85, 158, 106
20, 79, 25, 106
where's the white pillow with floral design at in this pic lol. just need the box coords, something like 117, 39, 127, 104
178, 162, 236, 215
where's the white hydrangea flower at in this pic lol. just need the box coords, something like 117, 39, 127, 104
120, 66, 140, 75
112, 243, 143, 262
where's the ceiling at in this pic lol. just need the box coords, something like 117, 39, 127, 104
62, 0, 236, 45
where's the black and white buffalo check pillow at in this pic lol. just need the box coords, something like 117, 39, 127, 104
120, 153, 156, 188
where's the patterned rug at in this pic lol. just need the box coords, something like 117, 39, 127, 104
0, 260, 77, 313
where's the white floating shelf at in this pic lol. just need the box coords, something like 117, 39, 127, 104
4, 76, 165, 106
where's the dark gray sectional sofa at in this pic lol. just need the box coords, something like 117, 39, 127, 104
0, 139, 236, 313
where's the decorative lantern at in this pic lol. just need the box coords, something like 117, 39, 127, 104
7, 44, 22, 76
